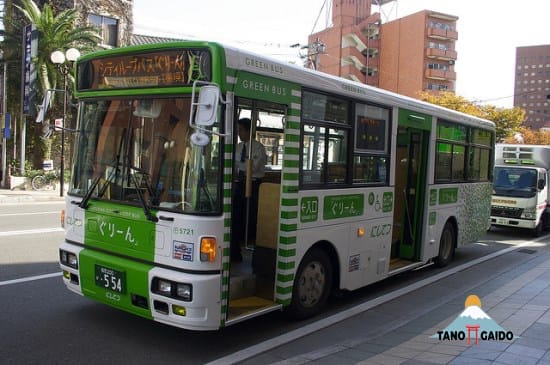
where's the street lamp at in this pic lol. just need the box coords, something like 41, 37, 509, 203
50, 47, 80, 197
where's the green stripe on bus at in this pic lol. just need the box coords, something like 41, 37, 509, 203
280, 223, 298, 232
279, 236, 297, 244
276, 298, 291, 306
224, 144, 233, 153
283, 160, 299, 168
284, 146, 300, 155
283, 173, 299, 181
281, 198, 298, 206
286, 121, 300, 129
281, 211, 298, 219
278, 248, 296, 257
276, 285, 293, 295
278, 261, 295, 270
277, 273, 294, 282
285, 134, 300, 143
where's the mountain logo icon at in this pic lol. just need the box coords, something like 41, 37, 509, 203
431, 294, 518, 345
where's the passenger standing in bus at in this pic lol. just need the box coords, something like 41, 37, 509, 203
231, 118, 267, 262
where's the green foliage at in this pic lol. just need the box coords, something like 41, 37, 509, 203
419, 91, 525, 142
3, 0, 102, 169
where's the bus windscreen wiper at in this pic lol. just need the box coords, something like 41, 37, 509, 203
79, 159, 120, 209
128, 166, 158, 222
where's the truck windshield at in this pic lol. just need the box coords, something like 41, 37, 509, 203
493, 167, 537, 198
69, 97, 222, 214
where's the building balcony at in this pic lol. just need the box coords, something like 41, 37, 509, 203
342, 46, 366, 64
341, 64, 365, 83
426, 47, 457, 61
364, 38, 380, 53
427, 27, 458, 41
425, 68, 456, 81
364, 56, 379, 69
342, 32, 368, 53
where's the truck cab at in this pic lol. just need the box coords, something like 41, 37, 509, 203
491, 144, 550, 236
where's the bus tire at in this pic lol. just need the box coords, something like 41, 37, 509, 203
434, 221, 456, 268
287, 248, 333, 319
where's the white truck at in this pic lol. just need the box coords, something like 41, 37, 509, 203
491, 144, 550, 236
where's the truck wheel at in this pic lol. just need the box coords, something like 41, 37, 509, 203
287, 248, 333, 319
533, 221, 543, 237
434, 222, 456, 267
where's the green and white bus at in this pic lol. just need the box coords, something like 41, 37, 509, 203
60, 41, 495, 331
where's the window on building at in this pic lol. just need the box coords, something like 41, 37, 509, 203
89, 14, 118, 48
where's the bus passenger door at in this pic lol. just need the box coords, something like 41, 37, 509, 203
392, 126, 429, 261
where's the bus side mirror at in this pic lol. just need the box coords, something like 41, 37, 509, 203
195, 85, 220, 127
538, 178, 545, 190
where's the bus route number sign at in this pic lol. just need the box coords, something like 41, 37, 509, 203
95, 264, 126, 293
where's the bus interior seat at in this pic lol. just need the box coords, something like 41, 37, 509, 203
252, 183, 280, 277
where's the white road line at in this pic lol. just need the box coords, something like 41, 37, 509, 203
0, 272, 62, 287
206, 239, 543, 365
0, 211, 60, 217
0, 227, 64, 237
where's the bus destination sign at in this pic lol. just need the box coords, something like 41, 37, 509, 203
77, 49, 211, 91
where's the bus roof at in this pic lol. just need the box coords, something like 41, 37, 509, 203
77, 40, 495, 131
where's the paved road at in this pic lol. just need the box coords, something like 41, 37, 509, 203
1, 190, 547, 364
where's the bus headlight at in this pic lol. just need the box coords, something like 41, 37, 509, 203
157, 279, 172, 295
176, 283, 192, 301
60, 249, 78, 269
152, 277, 192, 301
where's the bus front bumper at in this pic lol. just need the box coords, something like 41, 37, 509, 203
59, 241, 224, 331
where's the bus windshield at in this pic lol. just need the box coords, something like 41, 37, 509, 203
69, 97, 222, 214
493, 166, 538, 198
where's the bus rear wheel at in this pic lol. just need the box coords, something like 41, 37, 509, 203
434, 221, 456, 267
287, 248, 332, 319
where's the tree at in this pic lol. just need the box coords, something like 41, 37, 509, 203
7, 0, 101, 168
502, 128, 550, 145
418, 91, 525, 142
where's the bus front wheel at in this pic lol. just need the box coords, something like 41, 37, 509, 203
434, 221, 456, 268
287, 248, 333, 319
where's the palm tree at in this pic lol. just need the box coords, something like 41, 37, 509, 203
11, 0, 101, 166
16, 0, 100, 107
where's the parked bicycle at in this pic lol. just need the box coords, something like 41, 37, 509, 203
31, 170, 58, 191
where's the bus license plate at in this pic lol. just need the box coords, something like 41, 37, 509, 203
95, 264, 125, 293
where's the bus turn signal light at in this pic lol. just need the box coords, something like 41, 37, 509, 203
200, 237, 217, 262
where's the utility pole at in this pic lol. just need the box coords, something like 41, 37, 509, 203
1, 60, 7, 188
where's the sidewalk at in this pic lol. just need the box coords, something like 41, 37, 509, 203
240, 241, 550, 365
0, 187, 65, 204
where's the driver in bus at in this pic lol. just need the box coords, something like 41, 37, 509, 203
231, 118, 267, 262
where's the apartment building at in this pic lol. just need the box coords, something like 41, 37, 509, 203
308, 0, 458, 99
514, 45, 550, 130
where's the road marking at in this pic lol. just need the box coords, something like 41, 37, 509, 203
0, 272, 62, 287
206, 239, 544, 365
0, 227, 64, 237
0, 211, 60, 217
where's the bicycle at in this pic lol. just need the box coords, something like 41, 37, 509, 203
31, 170, 58, 191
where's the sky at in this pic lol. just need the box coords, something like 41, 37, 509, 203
133, 0, 550, 108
